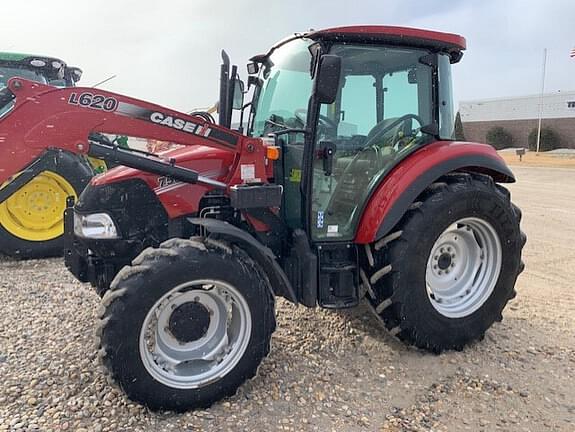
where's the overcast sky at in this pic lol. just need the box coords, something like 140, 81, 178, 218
2, 0, 574, 112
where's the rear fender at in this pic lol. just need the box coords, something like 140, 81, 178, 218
355, 141, 515, 244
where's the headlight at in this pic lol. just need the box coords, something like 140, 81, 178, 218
74, 212, 119, 239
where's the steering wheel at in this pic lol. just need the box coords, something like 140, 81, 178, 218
326, 116, 422, 214
337, 116, 424, 182
294, 108, 338, 131
363, 113, 424, 149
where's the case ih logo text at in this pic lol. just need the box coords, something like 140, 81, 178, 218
68, 92, 118, 112
150, 112, 212, 138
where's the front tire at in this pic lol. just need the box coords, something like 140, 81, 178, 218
97, 238, 276, 411
364, 173, 525, 352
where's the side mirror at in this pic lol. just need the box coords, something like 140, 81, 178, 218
233, 79, 245, 110
313, 55, 341, 105
247, 62, 259, 75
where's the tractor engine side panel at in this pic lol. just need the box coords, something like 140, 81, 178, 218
355, 141, 515, 244
90, 145, 235, 219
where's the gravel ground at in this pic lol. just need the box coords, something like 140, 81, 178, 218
1, 165, 574, 431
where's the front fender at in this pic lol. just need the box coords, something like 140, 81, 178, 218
188, 217, 298, 304
355, 141, 514, 244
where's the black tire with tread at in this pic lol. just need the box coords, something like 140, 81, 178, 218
97, 237, 276, 412
364, 173, 525, 353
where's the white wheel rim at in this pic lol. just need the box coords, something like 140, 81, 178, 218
425, 217, 502, 318
139, 279, 252, 389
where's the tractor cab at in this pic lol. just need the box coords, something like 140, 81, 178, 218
244, 29, 461, 240
0, 52, 82, 89
223, 27, 465, 306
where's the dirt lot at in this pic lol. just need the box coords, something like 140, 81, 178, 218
499, 151, 575, 168
0, 165, 574, 432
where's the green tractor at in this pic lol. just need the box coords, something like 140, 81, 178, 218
0, 52, 102, 258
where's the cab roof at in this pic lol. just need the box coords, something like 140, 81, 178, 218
0, 52, 67, 65
252, 25, 466, 64
309, 26, 466, 51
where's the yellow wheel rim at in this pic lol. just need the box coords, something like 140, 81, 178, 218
0, 171, 77, 242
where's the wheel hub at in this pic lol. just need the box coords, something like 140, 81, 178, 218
168, 301, 211, 343
139, 280, 252, 389
437, 252, 453, 270
425, 217, 502, 318
0, 171, 77, 241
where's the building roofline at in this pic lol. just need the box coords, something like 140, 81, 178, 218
460, 90, 575, 105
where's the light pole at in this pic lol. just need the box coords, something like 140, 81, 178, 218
535, 48, 547, 153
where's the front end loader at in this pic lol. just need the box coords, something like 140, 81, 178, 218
0, 26, 525, 411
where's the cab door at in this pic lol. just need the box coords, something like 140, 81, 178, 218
309, 44, 434, 241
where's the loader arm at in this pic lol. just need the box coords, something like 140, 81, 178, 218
0, 78, 266, 192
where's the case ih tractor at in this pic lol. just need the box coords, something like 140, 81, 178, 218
0, 52, 99, 258
0, 26, 525, 411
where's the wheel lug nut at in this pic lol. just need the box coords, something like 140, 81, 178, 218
433, 265, 438, 269
451, 263, 455, 267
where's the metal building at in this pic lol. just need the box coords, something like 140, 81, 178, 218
459, 91, 575, 149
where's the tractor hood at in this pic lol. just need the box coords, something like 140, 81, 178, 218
89, 144, 235, 219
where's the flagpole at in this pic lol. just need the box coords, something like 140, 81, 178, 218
535, 48, 547, 153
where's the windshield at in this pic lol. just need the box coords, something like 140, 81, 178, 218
0, 66, 48, 89
251, 38, 314, 137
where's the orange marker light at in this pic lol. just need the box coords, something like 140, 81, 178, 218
266, 146, 280, 161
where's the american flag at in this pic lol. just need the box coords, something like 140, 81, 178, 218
571, 47, 575, 58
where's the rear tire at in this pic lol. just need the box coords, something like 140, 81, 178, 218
0, 152, 92, 258
364, 173, 525, 352
97, 238, 276, 411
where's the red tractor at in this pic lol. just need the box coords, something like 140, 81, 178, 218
0, 26, 525, 411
